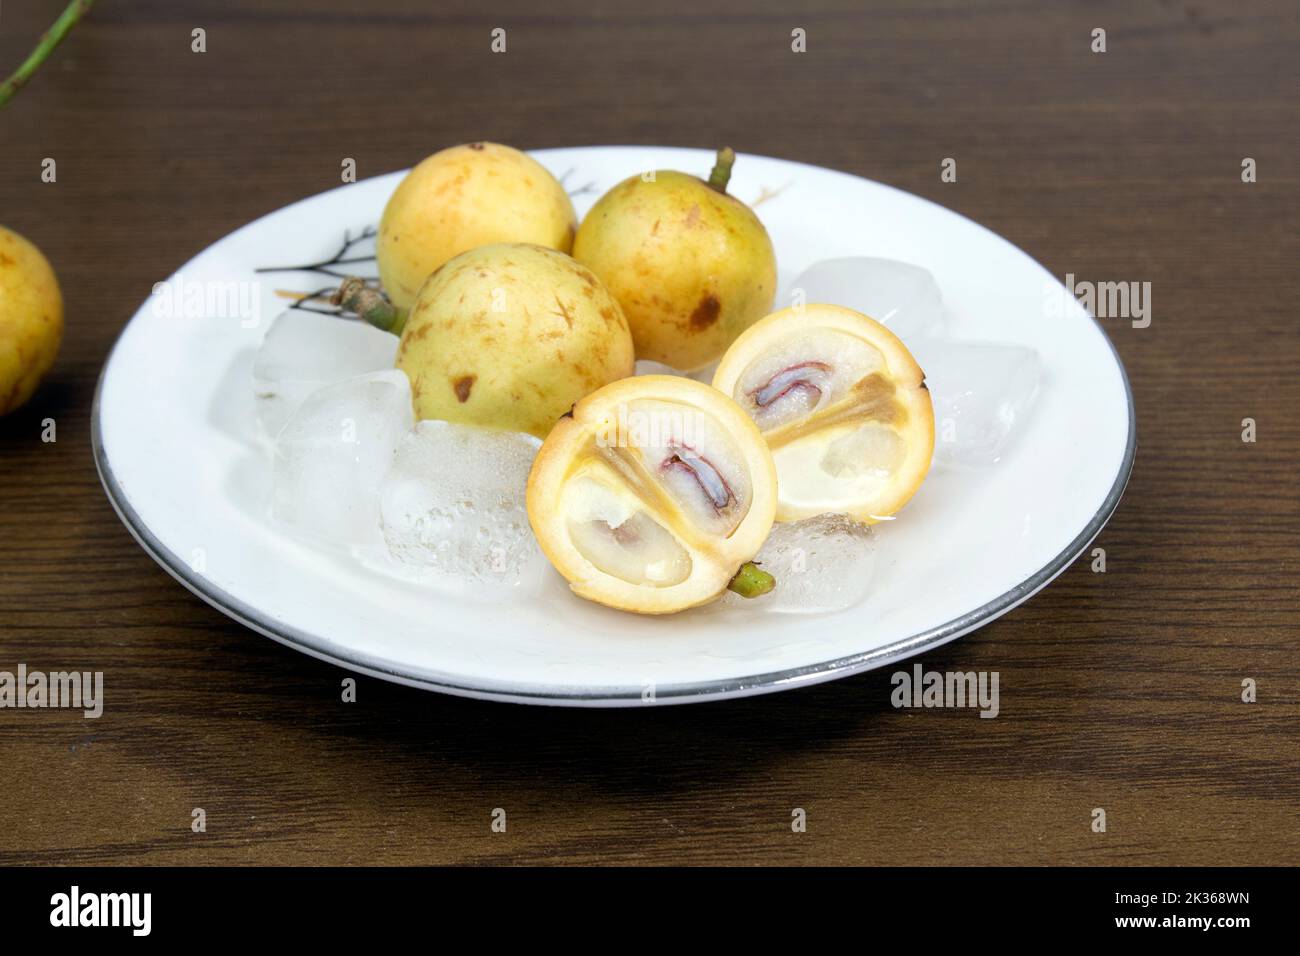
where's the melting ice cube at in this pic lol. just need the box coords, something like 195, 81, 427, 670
725, 513, 876, 614
378, 421, 543, 585
634, 359, 718, 384
790, 257, 947, 341
271, 369, 413, 546
911, 339, 1042, 467
253, 310, 400, 439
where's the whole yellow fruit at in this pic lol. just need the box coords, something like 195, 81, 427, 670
396, 243, 634, 438
377, 142, 577, 309
572, 148, 776, 372
0, 226, 62, 416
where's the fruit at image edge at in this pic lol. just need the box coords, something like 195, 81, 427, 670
572, 147, 777, 373
712, 304, 934, 524
396, 243, 634, 439
0, 226, 63, 417
377, 142, 578, 309
527, 375, 778, 615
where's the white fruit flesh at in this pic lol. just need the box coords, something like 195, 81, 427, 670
561, 471, 693, 587
733, 328, 884, 431
773, 422, 907, 517
604, 398, 753, 539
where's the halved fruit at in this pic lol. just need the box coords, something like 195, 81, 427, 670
712, 304, 934, 523
526, 375, 778, 614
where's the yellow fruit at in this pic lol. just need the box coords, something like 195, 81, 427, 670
527, 375, 778, 614
396, 243, 634, 438
377, 142, 577, 309
712, 304, 934, 523
0, 226, 62, 416
572, 148, 776, 372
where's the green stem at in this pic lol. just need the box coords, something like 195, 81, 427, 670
330, 277, 408, 334
727, 561, 775, 599
0, 0, 95, 110
706, 146, 736, 194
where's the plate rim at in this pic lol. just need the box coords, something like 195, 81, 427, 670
90, 147, 1137, 707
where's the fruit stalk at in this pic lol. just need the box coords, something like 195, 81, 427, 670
331, 277, 408, 334
727, 561, 775, 599
0, 0, 95, 110
706, 147, 736, 194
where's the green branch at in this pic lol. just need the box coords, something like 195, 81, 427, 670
706, 146, 736, 194
0, 0, 96, 110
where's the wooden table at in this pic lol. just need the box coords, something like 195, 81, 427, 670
1, 0, 1295, 866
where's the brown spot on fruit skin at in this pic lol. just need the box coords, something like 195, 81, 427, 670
688, 293, 722, 331
469, 142, 486, 151
551, 295, 575, 328
453, 375, 476, 403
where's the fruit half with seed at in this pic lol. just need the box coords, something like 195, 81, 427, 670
527, 375, 778, 614
712, 304, 934, 523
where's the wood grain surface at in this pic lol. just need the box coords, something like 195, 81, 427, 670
0, 0, 1296, 866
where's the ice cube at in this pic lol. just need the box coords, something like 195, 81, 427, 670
789, 257, 947, 341
253, 310, 400, 439
725, 513, 876, 613
271, 369, 413, 546
378, 421, 543, 584
910, 339, 1041, 467
634, 359, 679, 377
634, 358, 718, 384
687, 360, 720, 384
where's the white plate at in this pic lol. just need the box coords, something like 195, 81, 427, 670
93, 146, 1134, 706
